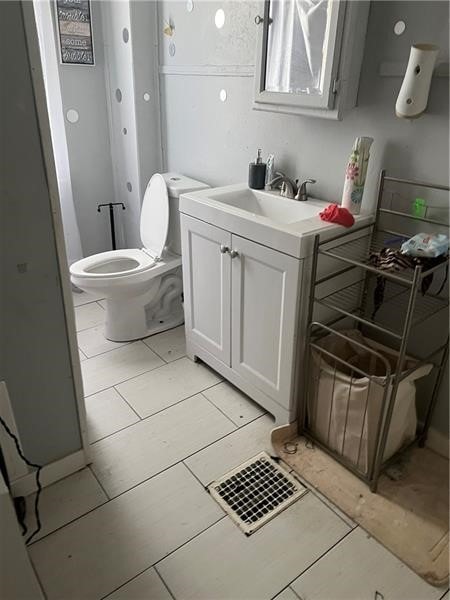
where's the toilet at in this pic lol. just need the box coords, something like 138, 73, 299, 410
70, 173, 209, 342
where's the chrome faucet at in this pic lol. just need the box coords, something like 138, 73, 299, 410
295, 179, 316, 202
267, 172, 317, 202
266, 171, 298, 199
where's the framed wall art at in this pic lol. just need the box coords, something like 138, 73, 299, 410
56, 0, 94, 66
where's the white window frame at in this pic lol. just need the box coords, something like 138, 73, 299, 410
253, 0, 370, 120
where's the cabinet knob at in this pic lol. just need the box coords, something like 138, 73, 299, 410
230, 249, 240, 259
220, 245, 230, 254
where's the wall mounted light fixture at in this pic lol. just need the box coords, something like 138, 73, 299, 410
396, 44, 439, 119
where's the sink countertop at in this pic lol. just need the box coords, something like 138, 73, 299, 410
180, 183, 374, 260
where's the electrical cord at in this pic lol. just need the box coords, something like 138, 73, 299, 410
15, 496, 28, 536
0, 415, 42, 544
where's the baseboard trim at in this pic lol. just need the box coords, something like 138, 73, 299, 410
10, 449, 88, 497
426, 427, 449, 459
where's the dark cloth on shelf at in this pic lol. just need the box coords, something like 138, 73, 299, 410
368, 248, 448, 319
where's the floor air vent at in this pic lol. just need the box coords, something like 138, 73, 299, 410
208, 452, 307, 535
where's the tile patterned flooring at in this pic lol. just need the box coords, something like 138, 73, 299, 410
27, 293, 449, 599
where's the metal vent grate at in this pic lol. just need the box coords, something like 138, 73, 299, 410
208, 452, 307, 535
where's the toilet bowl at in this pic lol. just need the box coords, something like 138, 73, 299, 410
70, 173, 209, 341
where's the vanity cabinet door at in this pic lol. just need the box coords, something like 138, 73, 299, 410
181, 214, 231, 365
231, 235, 300, 409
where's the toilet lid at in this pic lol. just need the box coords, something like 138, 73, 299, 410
140, 173, 169, 257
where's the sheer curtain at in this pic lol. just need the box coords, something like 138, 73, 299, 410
33, 0, 83, 265
265, 0, 329, 96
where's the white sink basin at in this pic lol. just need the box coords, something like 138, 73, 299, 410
211, 188, 324, 224
180, 183, 372, 259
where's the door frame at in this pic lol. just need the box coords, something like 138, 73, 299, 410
21, 2, 90, 463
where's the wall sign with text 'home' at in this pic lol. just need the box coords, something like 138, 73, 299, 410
56, 0, 94, 66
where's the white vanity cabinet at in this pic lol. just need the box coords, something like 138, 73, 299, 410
181, 213, 303, 424
181, 215, 232, 365
179, 183, 371, 424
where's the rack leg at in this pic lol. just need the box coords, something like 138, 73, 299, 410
418, 339, 449, 448
369, 267, 421, 492
298, 235, 321, 434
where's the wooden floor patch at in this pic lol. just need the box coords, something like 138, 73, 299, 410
271, 424, 449, 587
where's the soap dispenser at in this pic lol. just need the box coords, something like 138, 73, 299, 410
248, 149, 266, 190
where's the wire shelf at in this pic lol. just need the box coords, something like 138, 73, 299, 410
302, 171, 450, 493
316, 278, 448, 339
320, 228, 449, 285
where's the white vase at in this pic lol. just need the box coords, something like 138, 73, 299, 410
396, 44, 439, 119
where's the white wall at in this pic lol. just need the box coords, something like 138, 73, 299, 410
158, 1, 449, 435
159, 1, 448, 209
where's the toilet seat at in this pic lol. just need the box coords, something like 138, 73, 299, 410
70, 249, 156, 280
71, 173, 172, 282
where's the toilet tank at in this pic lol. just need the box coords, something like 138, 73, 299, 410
163, 173, 209, 255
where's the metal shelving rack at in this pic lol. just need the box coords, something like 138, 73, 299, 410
299, 170, 449, 492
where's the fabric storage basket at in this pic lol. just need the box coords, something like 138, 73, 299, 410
308, 329, 432, 474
